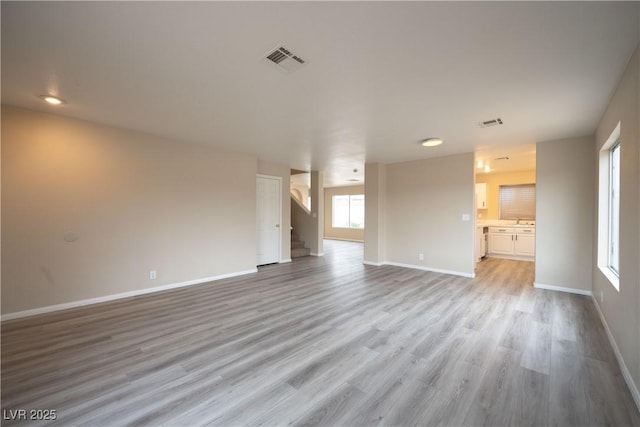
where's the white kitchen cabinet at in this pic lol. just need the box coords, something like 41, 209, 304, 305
514, 233, 535, 256
488, 226, 535, 259
475, 183, 487, 210
488, 228, 514, 255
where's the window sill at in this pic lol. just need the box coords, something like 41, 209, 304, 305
598, 265, 620, 291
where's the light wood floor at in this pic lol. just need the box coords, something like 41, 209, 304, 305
2, 240, 639, 426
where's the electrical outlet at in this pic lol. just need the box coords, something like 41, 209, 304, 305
149, 270, 157, 280
419, 253, 424, 261
601, 290, 604, 303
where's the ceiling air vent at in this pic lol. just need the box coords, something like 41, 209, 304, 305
477, 118, 504, 128
263, 45, 307, 74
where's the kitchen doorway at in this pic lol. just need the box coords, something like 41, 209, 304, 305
474, 145, 537, 271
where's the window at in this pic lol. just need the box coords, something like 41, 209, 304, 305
499, 184, 536, 220
597, 122, 621, 290
332, 194, 364, 229
608, 141, 620, 274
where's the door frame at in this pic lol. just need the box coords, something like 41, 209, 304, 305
256, 174, 282, 264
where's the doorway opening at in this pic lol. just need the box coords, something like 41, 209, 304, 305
474, 144, 536, 278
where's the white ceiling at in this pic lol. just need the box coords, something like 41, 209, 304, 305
2, 2, 639, 187
475, 144, 536, 175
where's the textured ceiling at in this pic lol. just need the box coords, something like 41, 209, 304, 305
2, 2, 639, 186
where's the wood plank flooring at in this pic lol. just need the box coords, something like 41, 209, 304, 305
2, 240, 639, 426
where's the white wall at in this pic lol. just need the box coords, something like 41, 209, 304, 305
2, 106, 258, 315
291, 184, 309, 209
593, 43, 640, 401
534, 136, 594, 294
385, 153, 475, 276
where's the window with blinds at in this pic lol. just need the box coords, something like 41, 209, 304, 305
499, 184, 536, 220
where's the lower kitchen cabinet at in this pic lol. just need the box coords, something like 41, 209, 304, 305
514, 233, 535, 256
488, 227, 535, 259
489, 232, 514, 255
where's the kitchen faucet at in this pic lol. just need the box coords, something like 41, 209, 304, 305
516, 217, 521, 224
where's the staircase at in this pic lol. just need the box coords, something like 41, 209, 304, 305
291, 233, 311, 258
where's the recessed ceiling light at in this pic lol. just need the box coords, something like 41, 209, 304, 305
477, 160, 484, 169
40, 95, 65, 105
421, 138, 443, 147
484, 165, 491, 173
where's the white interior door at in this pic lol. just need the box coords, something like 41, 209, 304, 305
257, 175, 281, 265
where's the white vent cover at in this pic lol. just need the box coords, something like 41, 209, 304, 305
476, 118, 504, 128
263, 45, 306, 74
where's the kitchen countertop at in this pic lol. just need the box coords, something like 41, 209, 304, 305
477, 220, 536, 228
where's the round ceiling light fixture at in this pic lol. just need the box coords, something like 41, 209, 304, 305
40, 95, 65, 105
421, 138, 443, 147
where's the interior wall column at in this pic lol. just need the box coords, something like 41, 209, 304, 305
310, 170, 324, 256
364, 163, 386, 265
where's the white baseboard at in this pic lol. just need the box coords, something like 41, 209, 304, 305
592, 296, 640, 412
533, 282, 592, 296
384, 261, 475, 278
1, 268, 258, 322
279, 259, 292, 264
363, 260, 384, 267
324, 237, 364, 243
486, 254, 535, 262
310, 252, 324, 257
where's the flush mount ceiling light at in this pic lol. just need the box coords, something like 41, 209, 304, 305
40, 95, 65, 105
421, 138, 443, 147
